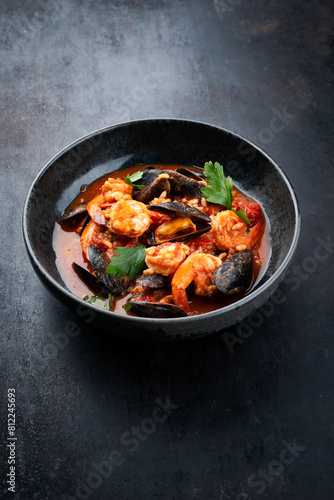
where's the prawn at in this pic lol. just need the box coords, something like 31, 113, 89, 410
87, 178, 133, 225
106, 199, 152, 238
212, 210, 262, 252
144, 242, 190, 276
171, 252, 222, 313
80, 220, 114, 260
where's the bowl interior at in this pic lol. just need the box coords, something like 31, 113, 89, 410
24, 119, 299, 318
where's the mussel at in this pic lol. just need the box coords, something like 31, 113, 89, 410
88, 245, 129, 295
128, 293, 187, 318
147, 201, 211, 245
135, 274, 170, 289
132, 166, 162, 187
176, 167, 204, 181
214, 249, 253, 295
163, 169, 206, 200
72, 262, 110, 297
58, 202, 88, 222
133, 176, 171, 204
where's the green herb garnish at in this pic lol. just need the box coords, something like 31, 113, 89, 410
123, 302, 132, 312
124, 170, 145, 188
108, 293, 114, 311
234, 208, 251, 225
201, 161, 250, 225
106, 244, 146, 280
201, 161, 234, 209
84, 296, 107, 309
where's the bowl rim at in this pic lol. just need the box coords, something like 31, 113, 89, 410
23, 118, 301, 326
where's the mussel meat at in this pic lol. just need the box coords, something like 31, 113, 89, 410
147, 201, 211, 245
213, 249, 253, 294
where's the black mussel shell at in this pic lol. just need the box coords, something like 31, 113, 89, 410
72, 262, 110, 297
164, 169, 205, 200
88, 245, 129, 296
133, 166, 162, 187
80, 214, 91, 235
146, 223, 211, 246
128, 296, 187, 318
176, 167, 204, 181
147, 201, 211, 223
58, 202, 88, 222
133, 177, 171, 204
214, 249, 253, 295
136, 274, 170, 289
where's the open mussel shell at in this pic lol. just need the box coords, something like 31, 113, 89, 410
133, 166, 162, 187
58, 202, 88, 222
128, 295, 187, 318
214, 249, 253, 295
164, 169, 206, 200
88, 245, 129, 296
133, 176, 171, 204
148, 201, 211, 223
176, 167, 204, 181
72, 262, 110, 297
79, 215, 91, 235
147, 202, 212, 245
147, 218, 211, 245
136, 274, 170, 289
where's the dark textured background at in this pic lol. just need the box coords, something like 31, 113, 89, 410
1, 1, 334, 499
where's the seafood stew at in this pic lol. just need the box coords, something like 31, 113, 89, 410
53, 162, 271, 317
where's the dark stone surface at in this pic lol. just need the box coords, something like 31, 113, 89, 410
1, 0, 333, 499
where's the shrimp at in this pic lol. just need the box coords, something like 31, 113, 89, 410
87, 178, 133, 225
211, 210, 261, 252
87, 195, 107, 225
101, 178, 133, 203
80, 220, 114, 260
106, 199, 152, 238
171, 252, 222, 313
144, 242, 190, 276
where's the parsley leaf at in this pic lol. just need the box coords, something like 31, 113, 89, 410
234, 208, 250, 225
201, 161, 233, 209
123, 302, 132, 312
106, 244, 146, 280
124, 170, 144, 187
201, 161, 251, 226
84, 296, 107, 309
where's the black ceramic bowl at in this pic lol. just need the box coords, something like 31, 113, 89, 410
23, 119, 300, 341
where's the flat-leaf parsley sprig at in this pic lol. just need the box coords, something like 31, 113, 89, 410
106, 244, 146, 280
201, 161, 250, 225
